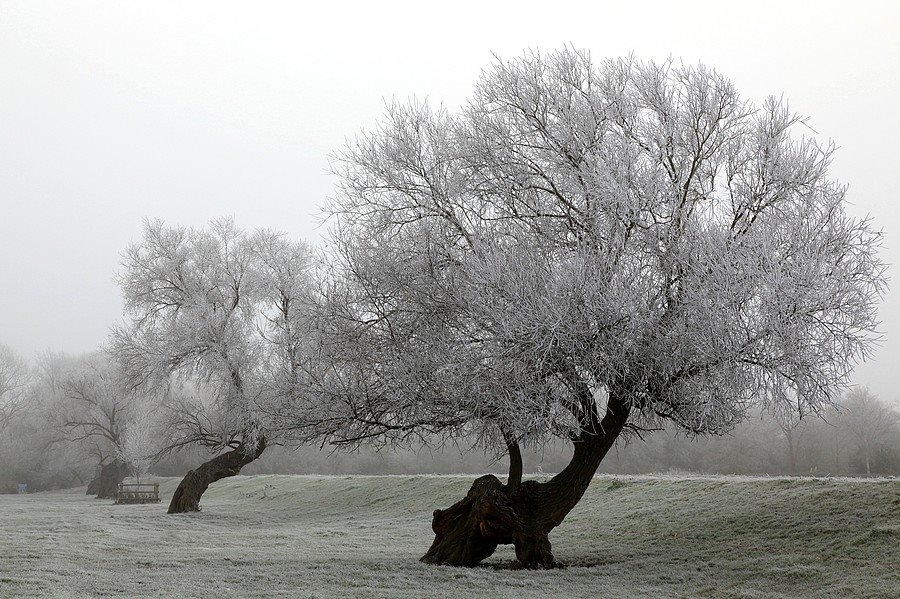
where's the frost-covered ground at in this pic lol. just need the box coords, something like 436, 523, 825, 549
0, 474, 897, 598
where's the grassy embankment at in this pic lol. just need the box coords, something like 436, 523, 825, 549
0, 474, 897, 598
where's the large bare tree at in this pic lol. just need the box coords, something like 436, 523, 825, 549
322, 50, 886, 568
113, 219, 317, 513
841, 387, 899, 475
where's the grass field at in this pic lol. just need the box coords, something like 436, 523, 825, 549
0, 474, 897, 598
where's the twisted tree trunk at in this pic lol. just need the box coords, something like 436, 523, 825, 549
167, 437, 267, 514
421, 392, 631, 569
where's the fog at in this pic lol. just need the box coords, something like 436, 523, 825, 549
1, 1, 899, 401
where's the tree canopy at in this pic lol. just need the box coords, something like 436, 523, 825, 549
325, 49, 885, 456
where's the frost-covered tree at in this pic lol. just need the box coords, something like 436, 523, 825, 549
324, 50, 886, 567
113, 219, 317, 513
44, 352, 143, 498
117, 401, 163, 483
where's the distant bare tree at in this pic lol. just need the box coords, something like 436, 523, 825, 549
323, 49, 886, 567
42, 352, 141, 498
774, 407, 809, 475
841, 387, 900, 475
0, 344, 29, 434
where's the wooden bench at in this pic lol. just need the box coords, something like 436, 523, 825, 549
115, 483, 160, 504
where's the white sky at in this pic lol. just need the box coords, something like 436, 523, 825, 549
1, 1, 898, 400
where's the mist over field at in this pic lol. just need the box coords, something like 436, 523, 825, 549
2, 1, 899, 597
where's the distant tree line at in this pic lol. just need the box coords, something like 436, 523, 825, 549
135, 390, 900, 480
4, 341, 895, 495
601, 390, 900, 477
175, 390, 900, 479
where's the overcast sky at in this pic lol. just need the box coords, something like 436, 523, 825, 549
1, 1, 898, 401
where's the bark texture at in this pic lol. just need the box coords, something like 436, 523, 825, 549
88, 460, 130, 499
421, 393, 631, 569
167, 437, 266, 514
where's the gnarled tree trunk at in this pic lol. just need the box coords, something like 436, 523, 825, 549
167, 437, 267, 514
421, 392, 630, 569
88, 459, 130, 499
